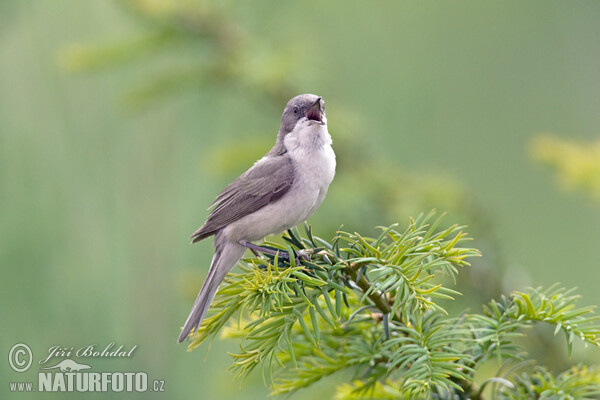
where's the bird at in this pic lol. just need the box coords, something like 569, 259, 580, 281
178, 94, 336, 343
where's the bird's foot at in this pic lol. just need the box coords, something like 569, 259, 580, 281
296, 249, 311, 261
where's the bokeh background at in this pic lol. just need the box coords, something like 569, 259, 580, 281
2, 1, 600, 399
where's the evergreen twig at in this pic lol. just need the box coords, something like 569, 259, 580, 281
184, 212, 600, 399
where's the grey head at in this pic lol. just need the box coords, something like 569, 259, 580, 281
279, 94, 326, 136
266, 94, 326, 156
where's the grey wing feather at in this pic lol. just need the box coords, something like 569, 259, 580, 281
190, 155, 295, 242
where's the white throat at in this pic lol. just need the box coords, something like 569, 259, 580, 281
283, 119, 332, 153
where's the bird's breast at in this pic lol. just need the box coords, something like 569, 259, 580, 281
290, 145, 335, 194
286, 125, 336, 192
286, 135, 336, 224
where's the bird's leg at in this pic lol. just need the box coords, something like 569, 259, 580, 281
239, 240, 291, 260
249, 248, 261, 258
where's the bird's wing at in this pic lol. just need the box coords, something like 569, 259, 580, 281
191, 154, 295, 242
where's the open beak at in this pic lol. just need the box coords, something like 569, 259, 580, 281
305, 97, 323, 123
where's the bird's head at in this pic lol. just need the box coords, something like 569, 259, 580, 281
279, 94, 326, 136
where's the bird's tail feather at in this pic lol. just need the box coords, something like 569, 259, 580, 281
178, 242, 245, 343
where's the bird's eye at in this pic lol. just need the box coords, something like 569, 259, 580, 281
292, 107, 300, 116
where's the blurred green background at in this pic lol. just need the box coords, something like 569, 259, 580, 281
2, 1, 600, 399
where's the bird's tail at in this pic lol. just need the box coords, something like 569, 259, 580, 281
178, 241, 245, 343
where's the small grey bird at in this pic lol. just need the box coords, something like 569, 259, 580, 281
179, 94, 336, 343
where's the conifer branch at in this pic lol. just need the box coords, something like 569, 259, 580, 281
182, 212, 600, 399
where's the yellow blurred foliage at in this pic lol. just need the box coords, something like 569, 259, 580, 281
531, 135, 600, 202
